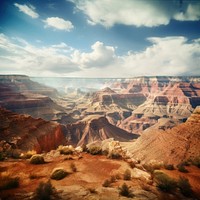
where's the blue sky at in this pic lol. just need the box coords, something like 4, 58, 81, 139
0, 0, 200, 77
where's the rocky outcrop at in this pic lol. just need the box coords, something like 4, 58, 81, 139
126, 106, 200, 164
65, 115, 138, 146
0, 108, 66, 153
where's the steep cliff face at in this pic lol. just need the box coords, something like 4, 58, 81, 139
0, 108, 66, 153
101, 77, 200, 133
0, 75, 65, 120
66, 115, 138, 147
126, 106, 200, 164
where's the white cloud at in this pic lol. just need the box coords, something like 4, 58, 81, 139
43, 17, 74, 31
0, 34, 79, 76
71, 41, 116, 68
0, 33, 200, 77
14, 3, 39, 18
70, 0, 200, 27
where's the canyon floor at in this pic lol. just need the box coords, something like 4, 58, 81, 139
0, 152, 200, 200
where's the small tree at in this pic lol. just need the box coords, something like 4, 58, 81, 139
124, 169, 131, 180
119, 183, 133, 198
177, 164, 189, 173
178, 176, 193, 197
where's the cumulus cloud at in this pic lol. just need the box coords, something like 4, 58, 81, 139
70, 0, 200, 27
43, 17, 74, 31
14, 3, 39, 18
0, 34, 79, 76
72, 41, 116, 68
0, 33, 200, 77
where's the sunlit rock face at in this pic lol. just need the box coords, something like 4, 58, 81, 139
65, 115, 138, 147
0, 108, 66, 153
126, 106, 200, 164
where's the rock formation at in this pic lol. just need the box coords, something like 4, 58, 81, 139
0, 108, 66, 153
126, 106, 200, 164
65, 115, 138, 146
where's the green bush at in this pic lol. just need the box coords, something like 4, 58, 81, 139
124, 169, 131, 180
178, 176, 193, 197
155, 173, 177, 192
102, 179, 111, 187
0, 174, 19, 190
35, 180, 54, 200
88, 146, 102, 155
50, 168, 68, 180
119, 183, 134, 198
177, 164, 189, 173
164, 164, 175, 170
30, 155, 45, 165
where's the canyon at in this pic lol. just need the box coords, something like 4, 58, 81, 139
0, 75, 200, 199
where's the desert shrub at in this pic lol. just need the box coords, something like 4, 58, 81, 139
119, 183, 134, 198
191, 157, 200, 168
115, 173, 121, 180
0, 173, 19, 190
30, 154, 45, 165
108, 151, 122, 159
70, 163, 77, 172
0, 152, 5, 161
88, 188, 97, 193
178, 176, 193, 197
88, 146, 102, 155
155, 173, 177, 192
35, 180, 54, 200
102, 179, 111, 187
177, 164, 189, 173
110, 175, 116, 183
164, 164, 175, 170
58, 145, 74, 155
129, 161, 135, 169
124, 169, 131, 180
50, 168, 68, 180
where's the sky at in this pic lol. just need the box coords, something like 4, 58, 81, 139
0, 0, 200, 77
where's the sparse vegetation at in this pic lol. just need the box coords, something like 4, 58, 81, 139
0, 152, 5, 161
155, 173, 177, 192
0, 173, 19, 190
107, 151, 122, 159
110, 175, 116, 183
88, 187, 97, 194
178, 176, 193, 197
129, 161, 135, 169
102, 179, 111, 187
191, 157, 200, 168
164, 164, 175, 170
123, 169, 131, 180
119, 183, 134, 198
177, 164, 189, 173
88, 146, 102, 155
35, 180, 54, 200
30, 154, 45, 164
58, 145, 74, 155
50, 168, 68, 180
70, 163, 77, 172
